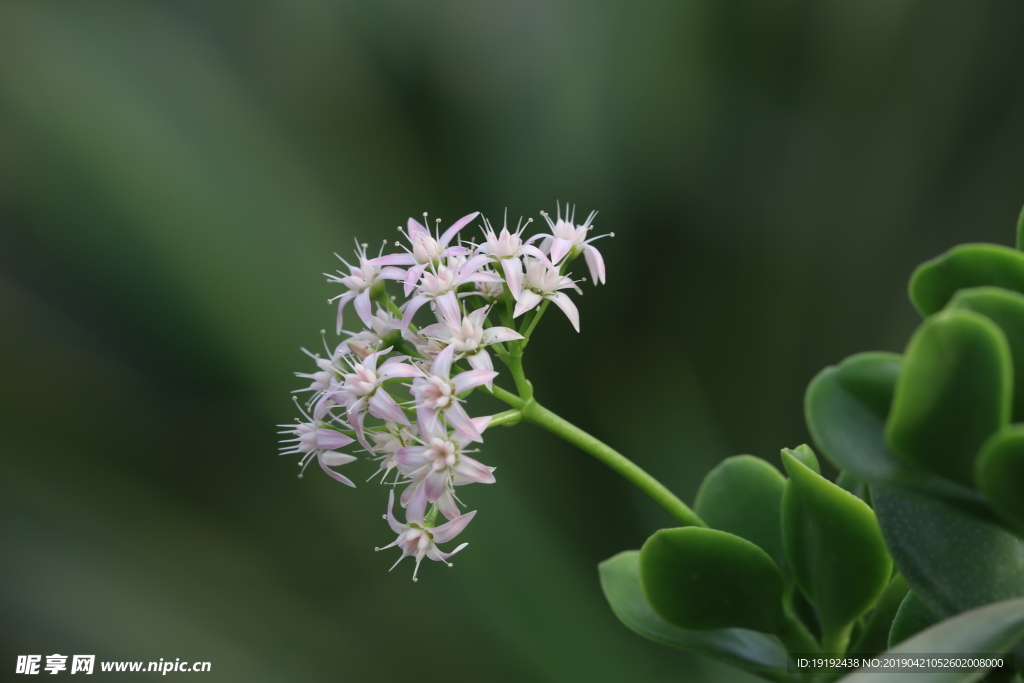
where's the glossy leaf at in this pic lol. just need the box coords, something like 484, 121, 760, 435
781, 452, 892, 648
805, 352, 988, 516
888, 590, 940, 647
949, 287, 1024, 422
694, 455, 788, 572
886, 309, 1011, 487
1017, 202, 1024, 251
976, 427, 1024, 537
873, 490, 1024, 616
851, 574, 909, 655
598, 551, 789, 679
782, 444, 820, 475
639, 527, 785, 634
910, 243, 1024, 316
840, 597, 1024, 683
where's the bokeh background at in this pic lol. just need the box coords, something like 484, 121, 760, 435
2, 1, 1024, 681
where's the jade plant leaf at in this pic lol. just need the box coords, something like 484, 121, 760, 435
886, 309, 1011, 487
949, 287, 1024, 422
598, 551, 789, 679
781, 452, 892, 649
694, 455, 788, 573
840, 596, 1024, 683
850, 574, 909, 655
888, 590, 940, 648
805, 352, 988, 517
639, 527, 785, 634
976, 427, 1024, 537
910, 243, 1024, 316
782, 444, 820, 475
873, 490, 1024, 617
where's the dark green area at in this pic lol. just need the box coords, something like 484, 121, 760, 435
4, 1, 1024, 680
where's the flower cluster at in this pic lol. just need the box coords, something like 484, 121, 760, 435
280, 205, 611, 580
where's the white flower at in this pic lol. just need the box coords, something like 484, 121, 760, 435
335, 347, 419, 448
537, 203, 612, 285
512, 254, 583, 332
420, 308, 522, 386
326, 242, 404, 333
476, 213, 545, 299
395, 415, 496, 521
376, 490, 476, 582
372, 212, 478, 295
278, 413, 358, 487
409, 345, 496, 442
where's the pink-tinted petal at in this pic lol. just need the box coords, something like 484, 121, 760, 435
427, 542, 469, 563
456, 254, 492, 280
549, 237, 573, 264
446, 402, 483, 443
467, 350, 494, 384
415, 404, 443, 440
407, 217, 428, 238
316, 428, 354, 451
424, 470, 448, 501
402, 294, 429, 329
462, 271, 503, 284
452, 454, 496, 485
404, 481, 428, 524
499, 258, 523, 300
430, 344, 456, 380
385, 490, 407, 534
430, 509, 477, 543
521, 244, 545, 259
372, 253, 416, 267
320, 451, 357, 467
394, 446, 429, 470
378, 359, 421, 380
403, 263, 427, 296
482, 325, 522, 345
379, 265, 408, 281
584, 244, 606, 284
453, 369, 498, 394
318, 455, 356, 487
348, 409, 371, 451
435, 489, 461, 520
418, 322, 450, 340
547, 291, 580, 332
513, 290, 543, 318
335, 292, 355, 334
438, 211, 479, 249
369, 390, 409, 424
354, 289, 374, 328
434, 291, 462, 328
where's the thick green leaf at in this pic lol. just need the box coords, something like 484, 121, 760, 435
694, 455, 788, 572
805, 352, 988, 516
782, 444, 820, 475
873, 490, 1024, 616
781, 452, 892, 649
886, 309, 1011, 487
598, 551, 789, 678
977, 427, 1024, 537
1017, 203, 1024, 251
639, 527, 785, 634
888, 590, 940, 647
950, 287, 1024, 422
851, 574, 909, 655
836, 470, 869, 503
910, 243, 1024, 316
840, 597, 1024, 683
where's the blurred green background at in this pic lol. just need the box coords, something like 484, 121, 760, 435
2, 1, 1024, 680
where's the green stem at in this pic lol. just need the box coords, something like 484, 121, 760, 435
520, 299, 550, 344
518, 397, 704, 528
820, 625, 851, 656
488, 409, 522, 427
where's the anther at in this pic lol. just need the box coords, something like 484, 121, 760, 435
374, 547, 380, 551
610, 232, 616, 237
412, 577, 418, 582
